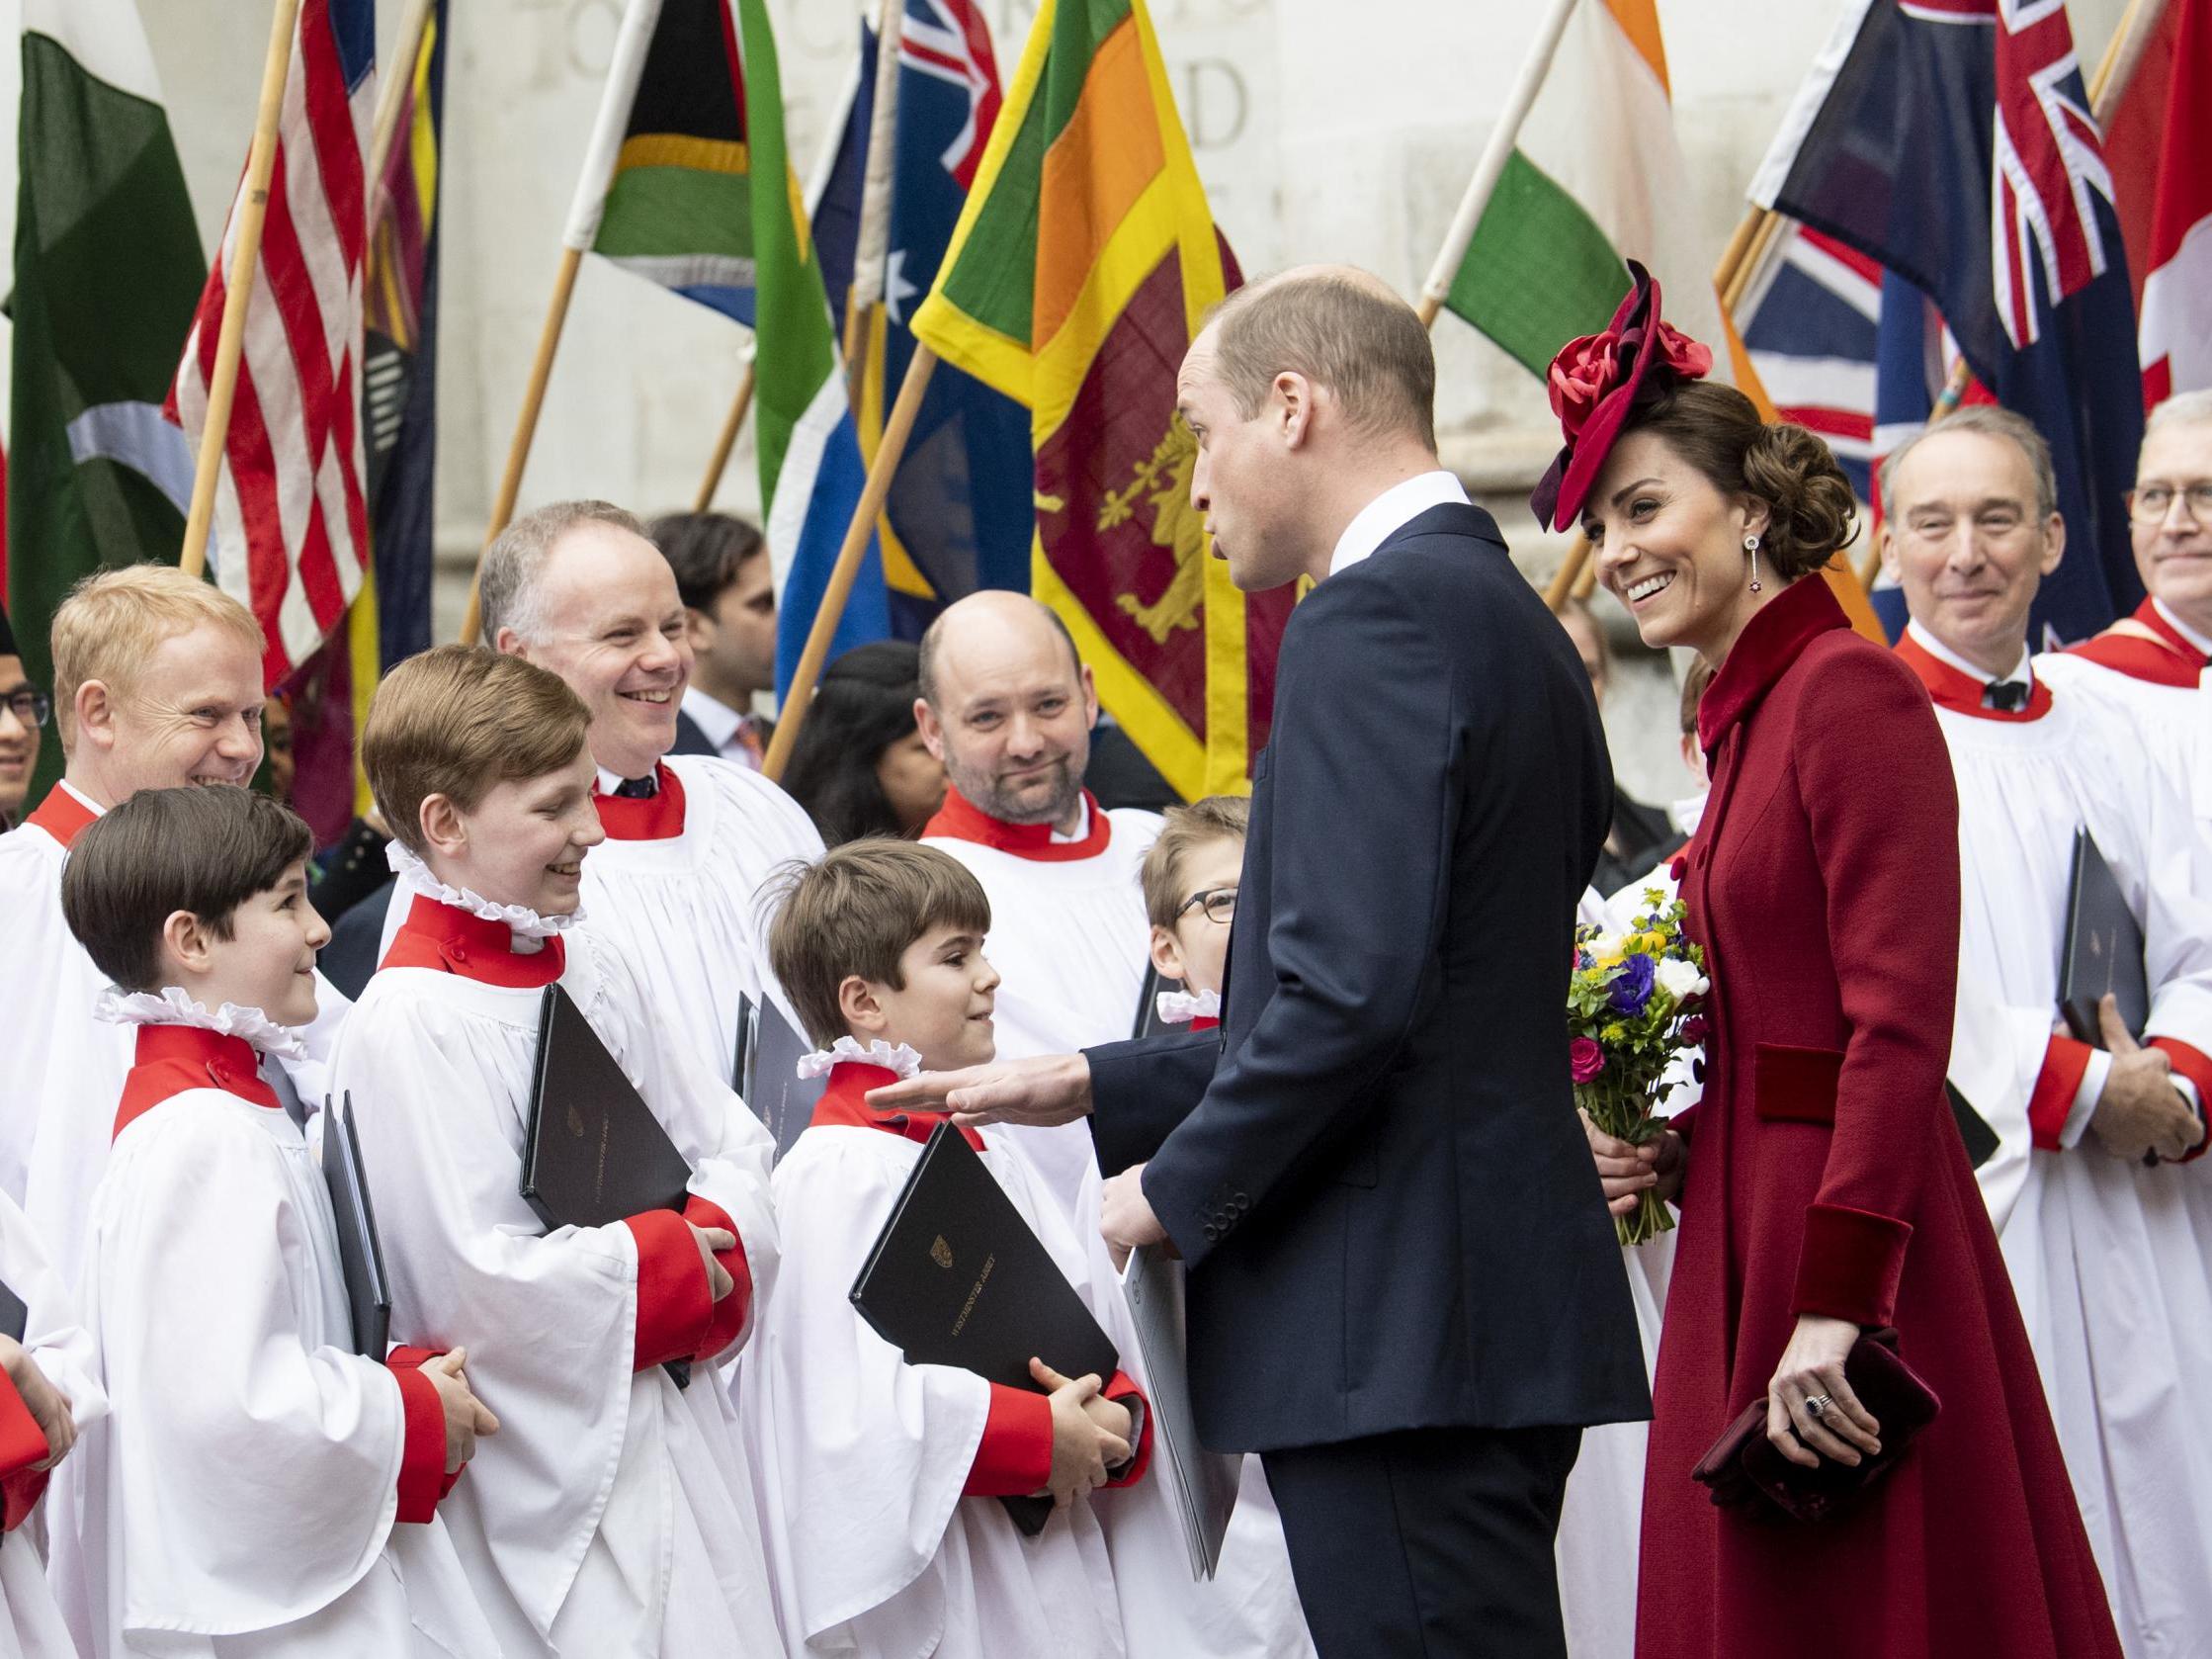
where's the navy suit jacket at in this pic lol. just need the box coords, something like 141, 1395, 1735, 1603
1087, 503, 1650, 1453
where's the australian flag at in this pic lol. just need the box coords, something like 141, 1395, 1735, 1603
1751, 0, 2146, 644
816, 0, 1032, 636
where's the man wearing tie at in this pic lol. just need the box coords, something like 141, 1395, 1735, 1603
874, 267, 1649, 1656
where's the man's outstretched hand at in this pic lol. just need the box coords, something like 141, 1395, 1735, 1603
866, 1052, 1095, 1129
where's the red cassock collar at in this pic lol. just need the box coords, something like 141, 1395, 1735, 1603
1189, 1015, 1221, 1033
25, 784, 98, 850
114, 1024, 281, 1142
1696, 574, 1851, 756
2063, 596, 2209, 690
808, 1061, 985, 1151
380, 894, 567, 989
1893, 632, 2053, 722
591, 763, 687, 840
923, 785, 1111, 862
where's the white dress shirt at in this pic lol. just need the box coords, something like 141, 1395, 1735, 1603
1325, 470, 1473, 577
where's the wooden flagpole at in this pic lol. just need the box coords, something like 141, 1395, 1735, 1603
758, 346, 938, 781
1415, 0, 1583, 330
181, 0, 303, 579
459, 244, 584, 643
692, 350, 756, 512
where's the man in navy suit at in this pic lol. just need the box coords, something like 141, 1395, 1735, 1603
874, 268, 1648, 1655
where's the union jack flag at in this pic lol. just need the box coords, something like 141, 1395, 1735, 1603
897, 0, 1001, 190
170, 0, 376, 690
1737, 219, 1882, 501
1751, 0, 2145, 642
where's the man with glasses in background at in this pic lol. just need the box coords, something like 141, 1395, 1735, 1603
2042, 390, 2212, 877
0, 604, 46, 830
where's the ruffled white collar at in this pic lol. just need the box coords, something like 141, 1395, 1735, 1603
796, 1036, 924, 1081
1155, 988, 1221, 1025
95, 987, 307, 1062
386, 840, 579, 941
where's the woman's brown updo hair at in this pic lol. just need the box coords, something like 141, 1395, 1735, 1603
1617, 381, 1858, 580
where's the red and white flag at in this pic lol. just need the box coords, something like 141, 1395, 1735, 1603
170, 0, 377, 689
2110, 0, 2212, 407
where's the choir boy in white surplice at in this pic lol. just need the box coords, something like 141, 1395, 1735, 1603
458, 498, 822, 1079
0, 566, 347, 1285
0, 1189, 103, 1659
749, 839, 1155, 1658
59, 785, 499, 1658
915, 592, 1162, 1212
2038, 392, 2212, 873
1881, 411, 2212, 1659
339, 647, 784, 1658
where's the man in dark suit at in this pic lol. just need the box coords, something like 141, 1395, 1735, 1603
872, 268, 1648, 1654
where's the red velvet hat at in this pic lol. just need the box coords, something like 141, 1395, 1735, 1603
1529, 261, 1714, 532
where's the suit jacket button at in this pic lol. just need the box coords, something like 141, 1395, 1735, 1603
1233, 1192, 1249, 1210
1203, 1223, 1221, 1242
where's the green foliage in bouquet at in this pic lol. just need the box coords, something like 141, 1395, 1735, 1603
1570, 889, 1708, 1246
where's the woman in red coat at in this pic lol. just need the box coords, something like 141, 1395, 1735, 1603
1546, 270, 2121, 1658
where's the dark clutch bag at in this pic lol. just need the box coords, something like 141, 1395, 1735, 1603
1690, 1330, 1941, 1523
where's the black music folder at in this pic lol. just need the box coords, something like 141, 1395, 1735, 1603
850, 1121, 1120, 1535
2059, 830, 2149, 1045
0, 1274, 25, 1345
322, 1092, 391, 1357
524, 985, 697, 1386
733, 993, 827, 1160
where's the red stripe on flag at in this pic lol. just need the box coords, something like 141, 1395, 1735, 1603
300, 1, 368, 271
1797, 226, 1883, 286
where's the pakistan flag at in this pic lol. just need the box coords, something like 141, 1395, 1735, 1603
9, 0, 203, 793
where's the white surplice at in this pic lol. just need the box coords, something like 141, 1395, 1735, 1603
2038, 630, 2211, 882
330, 905, 783, 1658
0, 1190, 103, 1659
1913, 643, 2212, 1659
922, 793, 1161, 1214
0, 788, 349, 1289
78, 1031, 496, 1659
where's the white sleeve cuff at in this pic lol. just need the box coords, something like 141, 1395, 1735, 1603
2061, 1049, 2113, 1150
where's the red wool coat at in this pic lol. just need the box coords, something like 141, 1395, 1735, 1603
1635, 575, 2121, 1659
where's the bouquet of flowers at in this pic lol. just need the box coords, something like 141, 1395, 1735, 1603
1570, 889, 1708, 1246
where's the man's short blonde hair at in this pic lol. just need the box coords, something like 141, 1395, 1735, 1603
50, 566, 263, 749
1141, 795, 1249, 929
363, 646, 591, 856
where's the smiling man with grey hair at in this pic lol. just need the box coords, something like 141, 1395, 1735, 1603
384, 498, 824, 1087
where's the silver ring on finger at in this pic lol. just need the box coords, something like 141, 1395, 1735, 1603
1803, 1393, 1832, 1421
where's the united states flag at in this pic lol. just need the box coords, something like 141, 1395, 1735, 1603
171, 0, 377, 689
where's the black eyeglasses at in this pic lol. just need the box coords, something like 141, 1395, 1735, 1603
2, 689, 50, 728
1174, 887, 1236, 925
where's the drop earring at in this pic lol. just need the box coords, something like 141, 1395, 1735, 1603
1744, 534, 1762, 593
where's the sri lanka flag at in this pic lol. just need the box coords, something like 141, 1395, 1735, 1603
910, 0, 1291, 797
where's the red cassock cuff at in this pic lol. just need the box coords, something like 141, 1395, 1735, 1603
385, 1350, 452, 1523
681, 1195, 752, 1361
1792, 1202, 1914, 1329
0, 1370, 50, 1532
623, 1208, 718, 1371
1101, 1370, 1152, 1489
2029, 1035, 2095, 1151
2150, 1038, 2212, 1162
964, 1382, 1055, 1497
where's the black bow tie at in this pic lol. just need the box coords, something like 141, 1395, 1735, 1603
1982, 679, 2030, 713
612, 773, 658, 800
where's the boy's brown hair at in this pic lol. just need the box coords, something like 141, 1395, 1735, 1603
767, 839, 992, 1047
363, 646, 591, 856
61, 785, 313, 994
1140, 795, 1249, 929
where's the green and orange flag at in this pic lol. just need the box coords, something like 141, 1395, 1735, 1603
910, 0, 1290, 798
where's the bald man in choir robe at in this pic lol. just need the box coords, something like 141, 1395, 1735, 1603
1882, 408, 2212, 1659
914, 593, 1164, 1213
2039, 390, 2212, 875
380, 500, 825, 1084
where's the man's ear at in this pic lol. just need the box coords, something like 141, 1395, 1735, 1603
1877, 523, 1903, 585
75, 679, 120, 754
838, 974, 888, 1036
160, 908, 216, 979
1078, 664, 1100, 730
2038, 512, 2067, 577
418, 793, 467, 861
683, 608, 717, 654
492, 627, 528, 660
913, 697, 948, 761
1275, 370, 1314, 449
1149, 924, 1185, 983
